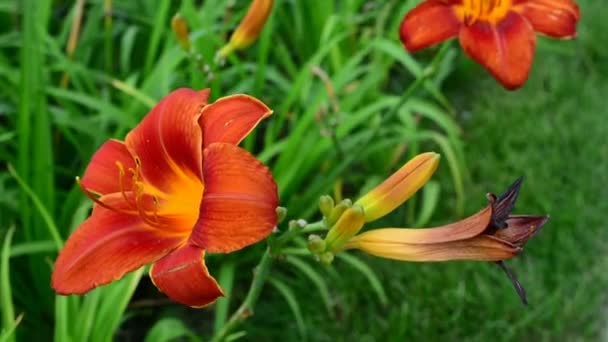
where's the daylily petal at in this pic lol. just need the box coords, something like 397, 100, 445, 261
150, 244, 223, 307
495, 215, 549, 246
80, 139, 136, 195
199, 95, 272, 149
355, 152, 440, 222
125, 88, 208, 193
515, 0, 580, 38
347, 234, 519, 262
190, 143, 278, 253
459, 11, 536, 89
52, 206, 184, 295
400, 0, 461, 52
346, 206, 492, 246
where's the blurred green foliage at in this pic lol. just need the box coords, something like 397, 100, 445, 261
0, 0, 606, 341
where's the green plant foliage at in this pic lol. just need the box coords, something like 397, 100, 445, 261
0, 0, 604, 341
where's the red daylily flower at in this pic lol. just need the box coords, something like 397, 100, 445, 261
51, 88, 278, 307
400, 0, 580, 89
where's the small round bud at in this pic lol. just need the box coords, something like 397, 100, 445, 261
319, 252, 334, 265
276, 207, 287, 223
307, 234, 326, 254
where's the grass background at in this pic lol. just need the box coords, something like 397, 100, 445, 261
1, 0, 606, 341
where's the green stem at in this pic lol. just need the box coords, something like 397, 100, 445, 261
211, 220, 325, 341
210, 248, 273, 342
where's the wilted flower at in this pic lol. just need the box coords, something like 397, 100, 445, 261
400, 0, 580, 89
344, 177, 548, 303
218, 0, 274, 58
52, 88, 278, 307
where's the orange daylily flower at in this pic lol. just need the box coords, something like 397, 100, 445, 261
344, 177, 548, 303
400, 0, 580, 89
51, 88, 278, 307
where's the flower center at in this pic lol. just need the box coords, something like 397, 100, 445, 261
456, 0, 512, 25
79, 154, 204, 236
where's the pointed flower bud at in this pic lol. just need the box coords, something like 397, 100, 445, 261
324, 205, 366, 252
355, 152, 440, 222
171, 13, 191, 52
326, 199, 352, 227
218, 0, 274, 58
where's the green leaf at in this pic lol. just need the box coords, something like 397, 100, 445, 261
144, 317, 197, 342
414, 180, 441, 227
336, 253, 388, 305
285, 256, 334, 317
268, 277, 307, 341
214, 261, 236, 334
0, 227, 16, 342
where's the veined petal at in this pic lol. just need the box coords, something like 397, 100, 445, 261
199, 95, 273, 149
80, 139, 136, 195
125, 88, 208, 194
189, 143, 278, 253
459, 11, 536, 89
355, 152, 440, 222
150, 244, 223, 307
400, 0, 461, 52
515, 0, 580, 38
495, 215, 549, 246
347, 234, 519, 262
52, 207, 184, 295
347, 206, 492, 245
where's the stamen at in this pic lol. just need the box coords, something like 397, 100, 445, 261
76, 157, 166, 229
461, 0, 509, 25
116, 161, 137, 210
76, 177, 137, 216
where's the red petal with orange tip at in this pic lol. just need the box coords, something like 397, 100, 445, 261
459, 12, 536, 89
80, 139, 136, 195
125, 88, 208, 193
399, 0, 461, 52
199, 94, 272, 149
51, 207, 184, 295
189, 143, 278, 253
150, 244, 224, 307
516, 0, 580, 38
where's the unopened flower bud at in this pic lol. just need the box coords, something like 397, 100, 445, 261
325, 205, 366, 252
307, 234, 326, 254
171, 13, 190, 52
327, 199, 352, 227
319, 195, 334, 218
356, 152, 440, 222
218, 0, 274, 58
318, 251, 334, 265
276, 206, 287, 223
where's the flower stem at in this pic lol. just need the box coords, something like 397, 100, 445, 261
211, 248, 273, 342
211, 220, 325, 341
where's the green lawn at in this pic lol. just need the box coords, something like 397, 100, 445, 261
1, 0, 605, 341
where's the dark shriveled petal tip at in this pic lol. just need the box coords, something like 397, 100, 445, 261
486, 177, 524, 233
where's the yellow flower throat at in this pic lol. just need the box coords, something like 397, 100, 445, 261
456, 0, 512, 25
